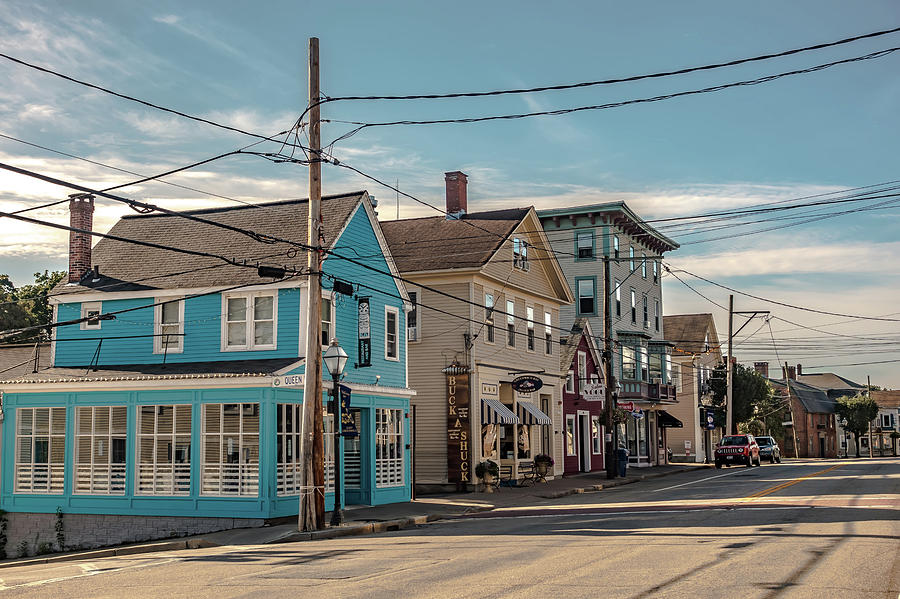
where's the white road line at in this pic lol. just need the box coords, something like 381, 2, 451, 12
650, 468, 749, 492
0, 557, 176, 591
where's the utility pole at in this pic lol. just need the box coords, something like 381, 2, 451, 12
603, 255, 618, 478
298, 37, 325, 532
726, 295, 734, 435
867, 375, 873, 459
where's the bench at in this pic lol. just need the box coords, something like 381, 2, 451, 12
498, 464, 515, 488
517, 461, 536, 486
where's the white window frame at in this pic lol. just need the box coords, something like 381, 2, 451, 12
321, 292, 334, 348
81, 301, 102, 330
576, 231, 594, 259
15, 407, 66, 494
154, 298, 184, 354
221, 291, 278, 352
276, 403, 303, 496
544, 311, 552, 355
615, 280, 621, 317
74, 405, 128, 495
407, 290, 419, 342
640, 346, 649, 381
513, 237, 529, 270
613, 235, 619, 259
630, 247, 635, 272
200, 403, 260, 497
630, 289, 637, 324
375, 408, 404, 488
136, 404, 192, 496
526, 306, 535, 352
566, 414, 577, 456
506, 299, 515, 348
385, 305, 400, 361
565, 370, 575, 393
622, 346, 636, 380
653, 260, 659, 283
591, 415, 602, 455
577, 350, 587, 395
324, 413, 335, 492
485, 293, 495, 344
641, 252, 647, 278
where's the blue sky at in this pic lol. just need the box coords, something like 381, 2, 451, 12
0, 1, 898, 387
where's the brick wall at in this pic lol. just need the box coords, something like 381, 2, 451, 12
4, 512, 264, 556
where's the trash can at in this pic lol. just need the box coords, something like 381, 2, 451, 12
617, 447, 629, 477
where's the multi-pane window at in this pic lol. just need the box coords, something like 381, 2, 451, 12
137, 405, 192, 496
276, 403, 302, 496
81, 302, 102, 330
485, 293, 495, 343
640, 347, 649, 381
407, 291, 419, 342
591, 416, 602, 454
74, 406, 127, 495
385, 306, 399, 360
544, 311, 552, 355
507, 300, 516, 347
622, 346, 636, 380
201, 403, 259, 496
653, 260, 659, 283
577, 351, 587, 395
15, 407, 65, 494
641, 252, 647, 278
375, 409, 403, 487
615, 280, 621, 317
577, 278, 595, 315
650, 353, 662, 382
324, 413, 335, 492
655, 300, 660, 331
630, 247, 635, 272
566, 415, 576, 456
630, 289, 637, 324
565, 370, 575, 393
643, 294, 649, 328
321, 296, 333, 346
613, 236, 619, 259
513, 237, 529, 270
224, 292, 276, 350
526, 307, 535, 351
576, 232, 593, 259
154, 298, 184, 353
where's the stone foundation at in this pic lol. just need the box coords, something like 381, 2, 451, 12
3, 512, 264, 557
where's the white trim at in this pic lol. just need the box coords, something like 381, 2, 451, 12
80, 302, 102, 330
153, 297, 184, 354
50, 280, 305, 305
50, 303, 57, 366
320, 290, 335, 349
221, 291, 278, 352
565, 414, 577, 456
406, 289, 420, 343
384, 305, 400, 361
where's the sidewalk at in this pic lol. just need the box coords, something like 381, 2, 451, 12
0, 463, 708, 569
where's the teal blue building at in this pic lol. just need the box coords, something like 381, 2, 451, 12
0, 192, 412, 533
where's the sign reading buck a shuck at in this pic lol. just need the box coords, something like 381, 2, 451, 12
446, 372, 470, 484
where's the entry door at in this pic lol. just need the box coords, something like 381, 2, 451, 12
344, 409, 363, 490
578, 412, 591, 472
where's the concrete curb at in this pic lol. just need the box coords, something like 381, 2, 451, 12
0, 538, 217, 570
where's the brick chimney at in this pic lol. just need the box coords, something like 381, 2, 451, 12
796, 363, 803, 376
785, 365, 796, 380
68, 193, 95, 283
444, 171, 467, 219
754, 362, 769, 378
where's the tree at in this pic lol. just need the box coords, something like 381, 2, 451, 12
710, 361, 774, 433
835, 394, 879, 458
0, 271, 66, 342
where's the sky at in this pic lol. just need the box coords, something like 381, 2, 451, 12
0, 1, 898, 387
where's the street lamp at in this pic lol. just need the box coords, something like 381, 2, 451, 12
323, 338, 349, 527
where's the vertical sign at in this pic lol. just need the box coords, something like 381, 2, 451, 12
357, 297, 371, 367
446, 372, 470, 484
339, 384, 358, 437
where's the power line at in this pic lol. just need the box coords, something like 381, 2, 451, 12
316, 27, 900, 104
324, 48, 899, 130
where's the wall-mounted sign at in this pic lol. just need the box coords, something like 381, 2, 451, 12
582, 382, 605, 401
481, 383, 498, 396
447, 372, 470, 484
617, 401, 635, 411
511, 375, 543, 393
339, 384, 358, 437
357, 298, 371, 367
272, 374, 304, 388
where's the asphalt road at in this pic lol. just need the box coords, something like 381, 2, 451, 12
1, 457, 897, 598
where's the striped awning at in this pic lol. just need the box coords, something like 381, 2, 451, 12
517, 401, 552, 425
481, 398, 519, 424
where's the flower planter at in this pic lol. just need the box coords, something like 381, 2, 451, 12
481, 473, 495, 493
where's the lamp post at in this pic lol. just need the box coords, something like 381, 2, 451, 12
323, 338, 349, 527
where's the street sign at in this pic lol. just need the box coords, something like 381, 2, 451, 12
272, 374, 304, 388
631, 408, 644, 419
706, 413, 715, 430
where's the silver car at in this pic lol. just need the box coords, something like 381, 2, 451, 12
755, 436, 782, 463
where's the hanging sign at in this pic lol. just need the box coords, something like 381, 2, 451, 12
511, 375, 543, 393
446, 372, 471, 484
631, 408, 644, 419
339, 384, 358, 437
582, 382, 605, 401
357, 298, 371, 367
617, 401, 635, 411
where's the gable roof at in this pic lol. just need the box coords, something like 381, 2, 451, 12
796, 372, 865, 393
663, 313, 719, 355
56, 192, 366, 294
380, 208, 530, 272
560, 318, 602, 375
771, 378, 835, 414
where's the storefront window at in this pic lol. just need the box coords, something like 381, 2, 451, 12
201, 403, 259, 497
591, 416, 601, 454
566, 415, 576, 456
136, 404, 192, 496
74, 406, 127, 495
15, 407, 65, 494
375, 408, 403, 487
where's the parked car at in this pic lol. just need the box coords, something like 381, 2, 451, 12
755, 436, 782, 463
714, 434, 760, 468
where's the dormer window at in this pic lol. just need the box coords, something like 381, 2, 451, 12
223, 291, 277, 351
513, 238, 529, 270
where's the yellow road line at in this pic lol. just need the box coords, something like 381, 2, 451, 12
741, 464, 843, 501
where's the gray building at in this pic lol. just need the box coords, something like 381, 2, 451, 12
538, 203, 679, 466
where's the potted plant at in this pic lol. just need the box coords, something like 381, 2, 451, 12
533, 453, 554, 478
475, 460, 499, 492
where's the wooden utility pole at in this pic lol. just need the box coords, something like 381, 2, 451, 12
603, 256, 618, 478
867, 375, 873, 459
299, 37, 325, 532
726, 294, 734, 435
